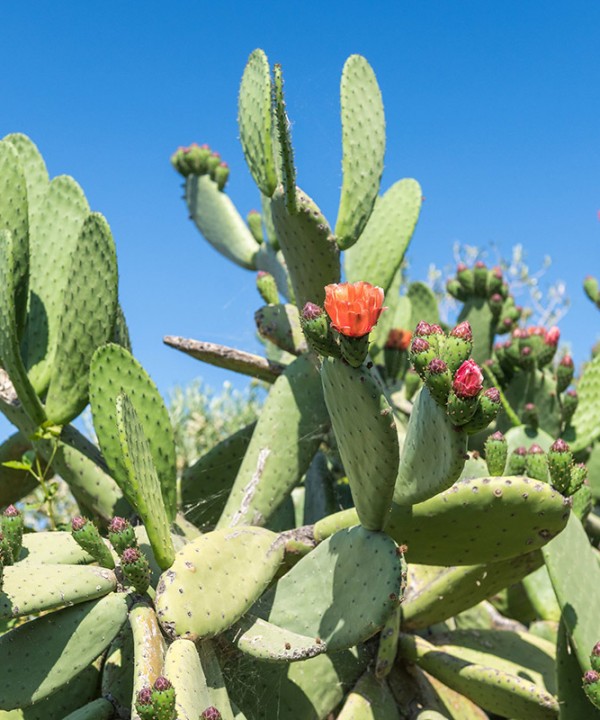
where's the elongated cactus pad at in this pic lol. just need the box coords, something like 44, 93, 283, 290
270, 186, 340, 310
0, 593, 128, 710
90, 343, 177, 521
115, 392, 175, 570
321, 357, 399, 530
238, 49, 277, 197
385, 475, 571, 565
345, 179, 421, 293
186, 174, 260, 270
394, 386, 467, 506
335, 55, 385, 250
217, 354, 328, 528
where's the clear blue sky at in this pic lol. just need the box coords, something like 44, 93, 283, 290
2, 2, 599, 421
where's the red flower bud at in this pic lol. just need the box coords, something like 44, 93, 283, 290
484, 387, 500, 403
324, 282, 385, 337
550, 438, 570, 453
560, 354, 574, 367
414, 320, 432, 336
452, 360, 484, 399
427, 358, 448, 374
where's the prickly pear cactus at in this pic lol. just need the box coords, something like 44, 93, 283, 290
0, 49, 597, 719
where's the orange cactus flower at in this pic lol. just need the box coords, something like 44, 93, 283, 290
385, 328, 413, 351
324, 281, 386, 337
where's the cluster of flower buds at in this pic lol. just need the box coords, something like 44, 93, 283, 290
106, 516, 152, 594
170, 143, 230, 190
408, 320, 500, 433
446, 261, 522, 335
300, 281, 386, 367
136, 676, 176, 720
583, 643, 600, 709
493, 437, 589, 499
491, 324, 561, 379
584, 275, 600, 310
0, 505, 24, 566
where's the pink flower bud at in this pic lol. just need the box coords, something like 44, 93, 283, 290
452, 360, 484, 399
414, 320, 432, 336
302, 302, 323, 321
484, 387, 500, 403
410, 337, 430, 354
546, 326, 560, 346
427, 358, 448, 374
550, 438, 570, 453
450, 321, 472, 341
560, 354, 574, 367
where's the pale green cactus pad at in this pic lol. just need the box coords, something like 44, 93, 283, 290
335, 55, 385, 251
344, 179, 422, 293
155, 526, 284, 641
238, 49, 277, 197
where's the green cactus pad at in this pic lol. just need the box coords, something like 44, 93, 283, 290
0, 432, 39, 506
270, 186, 340, 310
90, 343, 177, 521
0, 140, 29, 339
217, 354, 328, 528
185, 174, 260, 270
40, 424, 130, 523
272, 63, 296, 214
255, 241, 290, 300
42, 212, 118, 424
408, 282, 441, 328
398, 632, 558, 720
2, 134, 49, 224
337, 670, 400, 719
0, 230, 46, 425
565, 352, 600, 452
129, 602, 166, 714
375, 605, 401, 679
249, 526, 405, 652
181, 422, 255, 529
521, 563, 561, 622
385, 475, 571, 565
543, 512, 600, 672
224, 646, 369, 720
163, 639, 215, 720
556, 618, 600, 719
155, 526, 284, 641
255, 303, 307, 355
227, 614, 326, 662
238, 49, 277, 197
394, 387, 467, 506
457, 298, 496, 365
321, 358, 399, 530
22, 175, 90, 395
402, 550, 543, 630
114, 392, 175, 570
0, 564, 116, 619
303, 451, 337, 525
101, 625, 135, 719
0, 592, 128, 710
344, 179, 421, 292
0, 663, 101, 720
61, 698, 114, 720
335, 55, 385, 250
197, 640, 237, 720
17, 530, 94, 565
